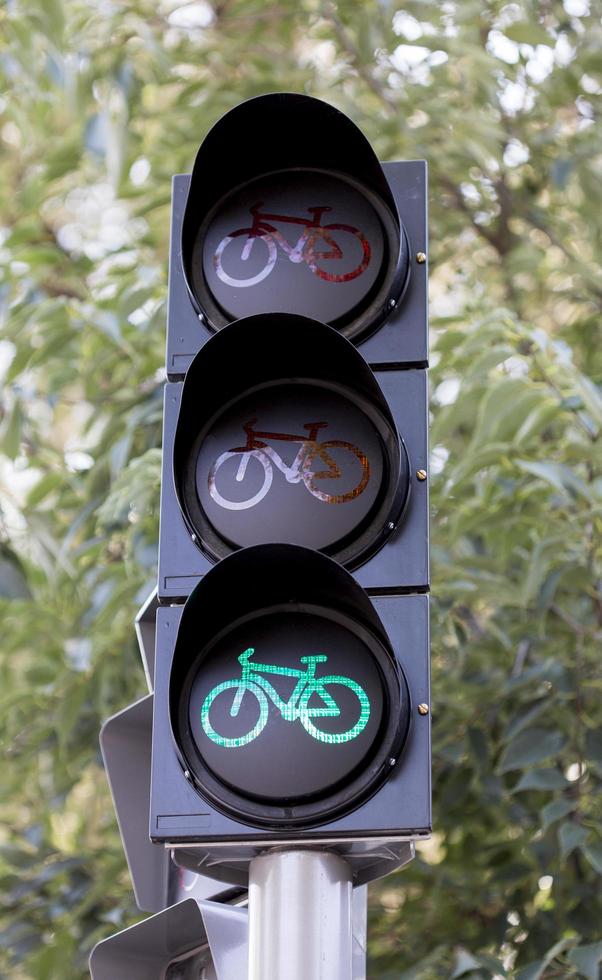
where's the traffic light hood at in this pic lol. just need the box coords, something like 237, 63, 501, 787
169, 543, 393, 671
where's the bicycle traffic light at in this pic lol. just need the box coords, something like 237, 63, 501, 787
159, 313, 428, 597
151, 93, 430, 876
166, 93, 427, 376
151, 546, 429, 858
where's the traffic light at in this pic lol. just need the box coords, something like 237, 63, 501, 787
166, 93, 427, 375
159, 313, 428, 597
151, 92, 430, 876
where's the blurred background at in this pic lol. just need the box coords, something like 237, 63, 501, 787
0, 0, 601, 977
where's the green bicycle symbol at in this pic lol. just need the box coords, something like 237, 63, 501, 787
200, 647, 371, 749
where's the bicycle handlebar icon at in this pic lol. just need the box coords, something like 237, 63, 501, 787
213, 202, 371, 288
200, 647, 371, 748
207, 418, 370, 511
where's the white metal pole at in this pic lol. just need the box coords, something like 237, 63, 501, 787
248, 849, 353, 980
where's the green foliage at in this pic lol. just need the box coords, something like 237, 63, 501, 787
0, 0, 600, 977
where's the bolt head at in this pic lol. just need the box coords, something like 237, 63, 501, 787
418, 703, 429, 716
416, 469, 427, 482
416, 251, 427, 264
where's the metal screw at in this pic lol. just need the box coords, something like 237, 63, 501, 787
416, 251, 427, 264
416, 469, 427, 481
389, 758, 396, 767
184, 770, 191, 781
387, 521, 395, 531
418, 703, 429, 716
191, 533, 197, 543
388, 298, 396, 308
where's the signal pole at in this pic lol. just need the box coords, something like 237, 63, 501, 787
248, 850, 353, 980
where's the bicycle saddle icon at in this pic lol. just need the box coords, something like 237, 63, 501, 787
200, 647, 371, 749
208, 418, 370, 511
213, 202, 371, 288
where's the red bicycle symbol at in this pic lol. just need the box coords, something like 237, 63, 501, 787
208, 418, 370, 511
213, 202, 371, 288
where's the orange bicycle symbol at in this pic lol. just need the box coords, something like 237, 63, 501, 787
213, 203, 371, 288
208, 419, 370, 511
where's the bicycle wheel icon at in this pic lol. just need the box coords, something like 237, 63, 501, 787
208, 450, 273, 511
304, 224, 371, 283
214, 230, 277, 287
299, 677, 370, 744
303, 441, 370, 504
201, 680, 269, 748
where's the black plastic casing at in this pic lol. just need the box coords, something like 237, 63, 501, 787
166, 161, 427, 379
157, 366, 428, 601
150, 594, 430, 861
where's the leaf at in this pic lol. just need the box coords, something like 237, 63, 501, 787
515, 460, 593, 501
572, 373, 602, 430
582, 843, 602, 875
503, 701, 548, 742
541, 798, 575, 830
512, 768, 567, 793
96, 448, 162, 527
446, 442, 511, 487
26, 472, 65, 508
567, 941, 602, 980
469, 380, 542, 449
504, 23, 552, 45
450, 949, 482, 978
0, 547, 31, 599
516, 938, 576, 980
586, 728, 602, 767
558, 820, 589, 857
498, 728, 567, 773
513, 398, 561, 446
0, 399, 23, 459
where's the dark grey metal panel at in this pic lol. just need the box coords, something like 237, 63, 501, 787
157, 370, 428, 601
157, 384, 213, 601
90, 892, 368, 979
173, 839, 414, 890
101, 692, 239, 912
359, 162, 428, 368
165, 163, 427, 379
200, 901, 248, 980
101, 696, 170, 913
89, 899, 216, 980
166, 175, 211, 379
135, 588, 158, 690
150, 598, 429, 878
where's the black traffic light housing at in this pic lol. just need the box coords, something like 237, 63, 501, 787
158, 314, 428, 600
150, 545, 430, 863
152, 92, 431, 876
166, 94, 427, 377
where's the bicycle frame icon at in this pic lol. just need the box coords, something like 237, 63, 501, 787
200, 647, 371, 748
207, 418, 370, 511
213, 202, 371, 288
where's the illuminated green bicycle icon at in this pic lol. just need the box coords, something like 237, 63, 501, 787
200, 647, 371, 749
